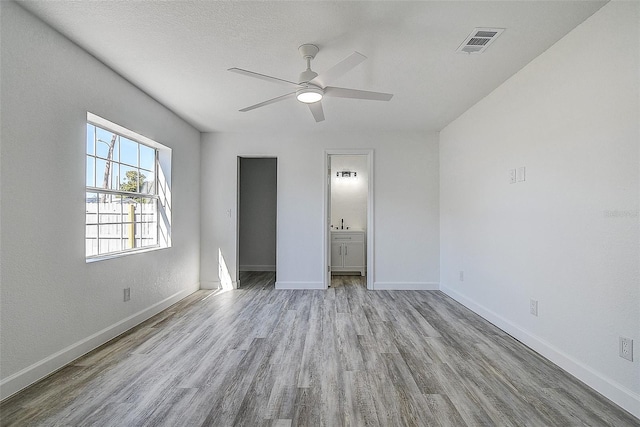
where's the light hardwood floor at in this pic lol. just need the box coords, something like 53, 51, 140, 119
1, 272, 638, 426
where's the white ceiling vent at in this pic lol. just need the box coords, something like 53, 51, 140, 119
457, 28, 505, 54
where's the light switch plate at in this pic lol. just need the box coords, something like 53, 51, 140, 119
530, 299, 538, 316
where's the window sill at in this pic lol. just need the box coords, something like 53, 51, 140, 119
86, 245, 170, 263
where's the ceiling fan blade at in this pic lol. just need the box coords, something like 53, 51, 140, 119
229, 68, 302, 87
308, 101, 325, 122
239, 92, 296, 112
309, 52, 366, 87
324, 86, 393, 101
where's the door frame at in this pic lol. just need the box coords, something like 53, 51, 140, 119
237, 156, 278, 288
323, 149, 374, 290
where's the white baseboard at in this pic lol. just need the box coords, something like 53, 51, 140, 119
440, 285, 640, 420
275, 281, 324, 290
0, 283, 199, 401
239, 265, 276, 272
200, 280, 220, 290
374, 281, 440, 291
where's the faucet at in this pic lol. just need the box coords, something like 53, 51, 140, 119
341, 218, 344, 230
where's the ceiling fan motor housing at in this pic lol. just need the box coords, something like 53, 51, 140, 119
299, 69, 318, 83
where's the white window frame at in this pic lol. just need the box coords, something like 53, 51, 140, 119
86, 112, 172, 261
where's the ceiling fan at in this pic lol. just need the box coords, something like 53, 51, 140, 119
229, 44, 393, 122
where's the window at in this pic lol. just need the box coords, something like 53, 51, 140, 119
86, 113, 171, 259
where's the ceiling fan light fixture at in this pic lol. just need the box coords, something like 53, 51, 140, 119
231, 44, 393, 122
296, 86, 323, 104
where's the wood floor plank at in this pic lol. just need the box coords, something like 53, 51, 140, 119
2, 272, 638, 427
335, 312, 366, 372
264, 365, 297, 420
380, 352, 439, 426
295, 291, 324, 389
423, 393, 467, 427
343, 370, 380, 426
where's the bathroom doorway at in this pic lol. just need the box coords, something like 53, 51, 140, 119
237, 157, 277, 289
324, 151, 374, 290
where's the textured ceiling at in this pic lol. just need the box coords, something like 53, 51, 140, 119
18, 0, 607, 133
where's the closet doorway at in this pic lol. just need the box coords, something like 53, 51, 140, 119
324, 151, 374, 290
237, 157, 277, 288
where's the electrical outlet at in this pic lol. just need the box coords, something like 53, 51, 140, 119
516, 166, 526, 182
459, 270, 464, 281
619, 337, 633, 361
509, 169, 517, 184
124, 287, 131, 302
530, 299, 538, 316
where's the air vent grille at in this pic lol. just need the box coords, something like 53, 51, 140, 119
456, 27, 505, 54
475, 30, 498, 38
467, 38, 490, 46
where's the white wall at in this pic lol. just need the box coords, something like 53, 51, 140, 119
0, 2, 201, 399
200, 131, 439, 290
331, 155, 368, 231
239, 157, 277, 271
440, 1, 639, 417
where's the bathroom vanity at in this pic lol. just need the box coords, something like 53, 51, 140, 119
330, 230, 365, 276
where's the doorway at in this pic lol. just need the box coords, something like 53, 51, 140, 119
237, 157, 277, 289
324, 151, 374, 290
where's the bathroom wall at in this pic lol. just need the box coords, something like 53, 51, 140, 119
331, 155, 368, 231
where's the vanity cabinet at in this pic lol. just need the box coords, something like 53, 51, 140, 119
331, 231, 365, 276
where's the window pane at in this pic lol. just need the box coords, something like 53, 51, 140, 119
96, 128, 116, 159
86, 157, 95, 187
112, 136, 119, 162
139, 144, 155, 171
99, 224, 121, 239
86, 124, 95, 155
86, 225, 98, 257
122, 201, 135, 250
95, 158, 107, 189
99, 224, 122, 254
139, 168, 155, 195
86, 191, 98, 203
98, 196, 122, 223
119, 165, 139, 192
120, 137, 138, 167
122, 218, 136, 250
122, 202, 135, 223
95, 158, 116, 190
139, 198, 156, 221
139, 198, 158, 247
86, 192, 98, 224
111, 163, 120, 190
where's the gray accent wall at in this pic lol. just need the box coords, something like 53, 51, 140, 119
239, 158, 277, 272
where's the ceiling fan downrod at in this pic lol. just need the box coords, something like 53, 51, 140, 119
298, 44, 319, 84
